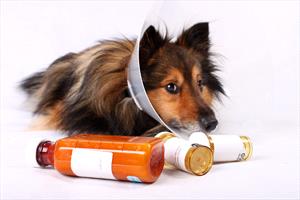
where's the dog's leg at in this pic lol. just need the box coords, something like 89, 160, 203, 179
142, 124, 169, 137
27, 102, 63, 131
27, 115, 58, 131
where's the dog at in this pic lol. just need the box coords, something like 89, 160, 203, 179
20, 22, 225, 137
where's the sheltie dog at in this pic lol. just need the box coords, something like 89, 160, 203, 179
20, 22, 225, 137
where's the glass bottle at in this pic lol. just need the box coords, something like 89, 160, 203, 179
28, 133, 165, 183
155, 132, 213, 176
189, 132, 253, 162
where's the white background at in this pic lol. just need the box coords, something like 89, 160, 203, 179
0, 1, 299, 199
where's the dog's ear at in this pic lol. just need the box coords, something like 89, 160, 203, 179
176, 22, 210, 56
139, 25, 166, 67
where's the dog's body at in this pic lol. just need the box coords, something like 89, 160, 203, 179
21, 23, 224, 137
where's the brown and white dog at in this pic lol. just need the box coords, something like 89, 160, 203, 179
20, 22, 225, 137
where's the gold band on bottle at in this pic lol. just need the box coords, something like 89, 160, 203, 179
185, 145, 213, 176
207, 135, 215, 152
155, 132, 176, 142
239, 136, 253, 160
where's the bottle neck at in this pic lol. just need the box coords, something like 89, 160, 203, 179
36, 140, 55, 167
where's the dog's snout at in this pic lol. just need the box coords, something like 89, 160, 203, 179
200, 116, 218, 132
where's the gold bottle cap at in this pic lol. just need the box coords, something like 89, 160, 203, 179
207, 135, 215, 152
185, 145, 213, 176
240, 136, 253, 160
155, 132, 176, 142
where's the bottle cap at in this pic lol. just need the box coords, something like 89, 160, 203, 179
25, 138, 45, 168
239, 136, 253, 160
207, 136, 215, 152
155, 132, 176, 142
185, 145, 213, 176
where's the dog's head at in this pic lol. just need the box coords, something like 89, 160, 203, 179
139, 23, 225, 135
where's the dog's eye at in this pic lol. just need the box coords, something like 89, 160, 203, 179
198, 80, 204, 87
198, 80, 203, 86
165, 83, 179, 94
198, 80, 204, 91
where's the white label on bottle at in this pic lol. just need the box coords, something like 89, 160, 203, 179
70, 148, 115, 180
164, 138, 190, 172
189, 132, 211, 148
209, 135, 246, 162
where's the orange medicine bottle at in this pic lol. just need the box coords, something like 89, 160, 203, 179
30, 134, 164, 183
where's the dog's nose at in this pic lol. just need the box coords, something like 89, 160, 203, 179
200, 116, 218, 132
